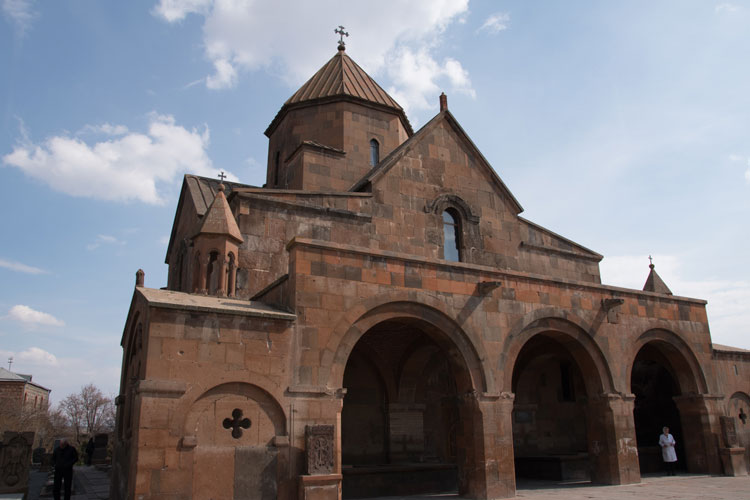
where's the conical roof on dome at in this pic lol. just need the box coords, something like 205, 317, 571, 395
265, 47, 413, 136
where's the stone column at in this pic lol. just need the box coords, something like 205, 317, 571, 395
673, 394, 723, 474
458, 392, 515, 500
227, 261, 237, 297
217, 254, 227, 297
197, 256, 208, 294
585, 393, 640, 485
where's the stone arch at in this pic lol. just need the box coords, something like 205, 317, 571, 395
181, 381, 287, 443
627, 328, 708, 395
501, 309, 615, 395
326, 299, 492, 396
426, 193, 480, 224
727, 391, 750, 416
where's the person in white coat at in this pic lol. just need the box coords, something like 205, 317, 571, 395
659, 426, 677, 475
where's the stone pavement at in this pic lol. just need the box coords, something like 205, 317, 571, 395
365, 475, 750, 500
19, 470, 750, 500
26, 465, 110, 500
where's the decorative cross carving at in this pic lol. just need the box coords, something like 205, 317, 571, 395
335, 26, 349, 46
222, 408, 251, 439
740, 408, 747, 425
218, 171, 227, 182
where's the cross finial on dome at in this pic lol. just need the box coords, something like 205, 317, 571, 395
218, 171, 227, 192
648, 255, 654, 269
335, 25, 349, 51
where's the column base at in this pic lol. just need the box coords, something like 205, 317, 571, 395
299, 474, 342, 500
719, 447, 747, 476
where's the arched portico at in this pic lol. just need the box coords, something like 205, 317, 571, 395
332, 301, 513, 500
629, 329, 719, 474
505, 315, 639, 486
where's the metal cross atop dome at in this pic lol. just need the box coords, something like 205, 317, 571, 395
218, 171, 227, 182
335, 25, 349, 50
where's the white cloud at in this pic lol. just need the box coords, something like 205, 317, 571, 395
2, 113, 230, 205
600, 255, 750, 350
0, 257, 47, 275
7, 305, 64, 327
2, 0, 36, 36
386, 47, 475, 113
478, 12, 510, 34
153, 0, 472, 112
206, 58, 238, 90
715, 3, 741, 14
86, 234, 126, 251
152, 0, 211, 22
15, 347, 58, 366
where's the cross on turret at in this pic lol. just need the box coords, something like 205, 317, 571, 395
335, 25, 349, 50
218, 171, 227, 182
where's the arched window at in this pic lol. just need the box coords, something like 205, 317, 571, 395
370, 139, 380, 166
442, 210, 461, 262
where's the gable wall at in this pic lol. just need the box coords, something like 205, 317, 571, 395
369, 120, 601, 283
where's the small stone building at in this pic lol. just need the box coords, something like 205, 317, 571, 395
0, 367, 50, 420
112, 44, 750, 499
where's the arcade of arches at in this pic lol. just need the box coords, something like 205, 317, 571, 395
113, 43, 750, 500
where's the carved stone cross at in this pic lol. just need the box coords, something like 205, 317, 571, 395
222, 408, 251, 439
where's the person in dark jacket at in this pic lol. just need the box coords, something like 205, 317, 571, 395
52, 440, 78, 500
85, 438, 95, 466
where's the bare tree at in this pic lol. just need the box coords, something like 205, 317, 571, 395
58, 384, 115, 443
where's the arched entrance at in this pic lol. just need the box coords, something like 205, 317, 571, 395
341, 318, 464, 498
629, 332, 711, 474
511, 333, 598, 483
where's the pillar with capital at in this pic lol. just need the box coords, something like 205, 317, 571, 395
457, 392, 516, 499
673, 393, 724, 474
585, 393, 640, 485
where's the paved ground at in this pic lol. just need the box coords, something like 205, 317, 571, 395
25, 465, 110, 500
366, 475, 750, 500
18, 469, 750, 499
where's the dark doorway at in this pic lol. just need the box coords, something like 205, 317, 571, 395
511, 335, 591, 483
341, 319, 461, 498
631, 344, 686, 473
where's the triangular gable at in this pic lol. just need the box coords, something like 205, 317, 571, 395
350, 110, 524, 215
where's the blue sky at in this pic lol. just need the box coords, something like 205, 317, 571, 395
1, 1, 748, 404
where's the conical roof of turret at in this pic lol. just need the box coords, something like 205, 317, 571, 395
194, 184, 243, 243
643, 261, 672, 295
265, 46, 413, 136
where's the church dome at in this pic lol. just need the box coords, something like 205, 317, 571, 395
265, 46, 413, 137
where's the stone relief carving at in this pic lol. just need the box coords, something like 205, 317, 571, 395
305, 425, 334, 475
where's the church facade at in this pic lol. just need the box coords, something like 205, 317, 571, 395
112, 44, 750, 500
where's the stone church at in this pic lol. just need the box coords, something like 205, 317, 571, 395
112, 41, 750, 500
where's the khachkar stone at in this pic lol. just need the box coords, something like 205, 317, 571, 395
0, 431, 35, 497
720, 416, 739, 448
305, 425, 334, 475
